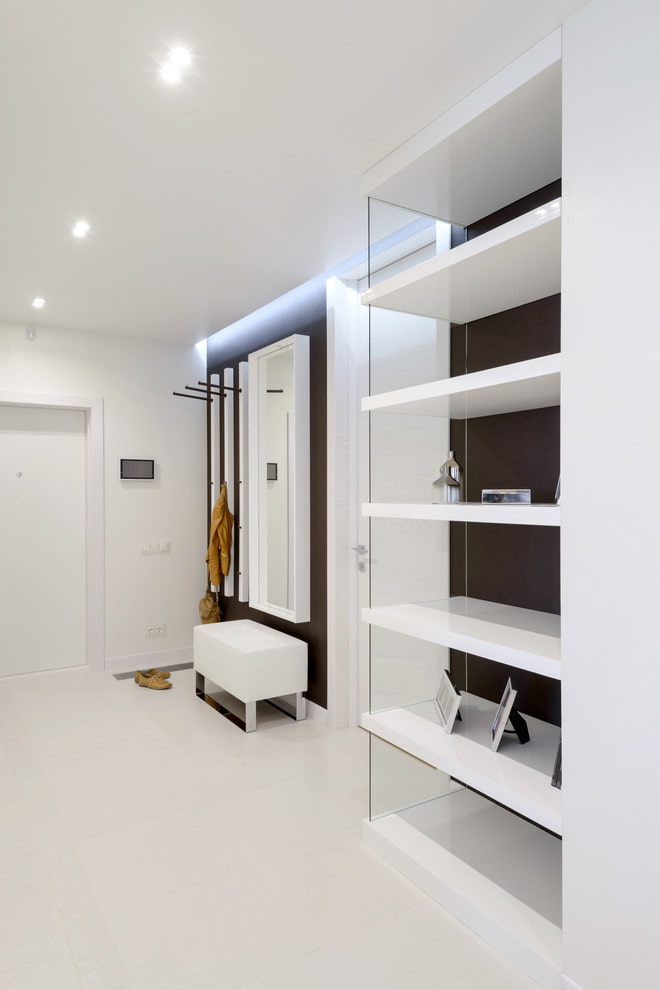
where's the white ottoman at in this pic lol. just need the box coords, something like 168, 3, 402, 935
194, 620, 308, 731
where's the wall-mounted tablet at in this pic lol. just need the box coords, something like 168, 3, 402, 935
120, 458, 155, 480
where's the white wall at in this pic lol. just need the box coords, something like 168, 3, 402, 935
561, 3, 660, 988
0, 322, 207, 669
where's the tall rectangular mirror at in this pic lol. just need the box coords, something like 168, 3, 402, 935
248, 334, 310, 622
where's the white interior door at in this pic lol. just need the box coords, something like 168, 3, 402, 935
0, 404, 87, 675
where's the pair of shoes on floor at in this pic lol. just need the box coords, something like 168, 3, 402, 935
134, 668, 172, 690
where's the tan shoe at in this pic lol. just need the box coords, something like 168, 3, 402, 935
135, 671, 172, 690
134, 668, 171, 683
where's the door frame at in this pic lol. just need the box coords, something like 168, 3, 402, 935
0, 389, 105, 670
326, 276, 369, 728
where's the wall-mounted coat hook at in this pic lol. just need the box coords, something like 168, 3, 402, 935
173, 391, 212, 402
185, 385, 226, 397
198, 381, 241, 393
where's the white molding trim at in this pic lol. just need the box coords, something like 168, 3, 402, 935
305, 699, 327, 724
0, 389, 105, 671
223, 367, 235, 596
326, 276, 366, 730
209, 373, 220, 592
238, 361, 249, 601
105, 646, 193, 675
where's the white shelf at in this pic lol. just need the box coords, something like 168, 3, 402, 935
363, 807, 562, 990
362, 201, 560, 324
364, 501, 560, 526
364, 597, 560, 679
361, 697, 561, 834
361, 31, 561, 228
363, 354, 560, 419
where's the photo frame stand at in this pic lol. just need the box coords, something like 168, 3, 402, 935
508, 708, 530, 745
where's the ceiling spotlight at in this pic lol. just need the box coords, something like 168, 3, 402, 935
72, 219, 90, 238
160, 61, 182, 83
31, 297, 45, 309
169, 46, 191, 68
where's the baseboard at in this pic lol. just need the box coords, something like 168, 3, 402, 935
106, 646, 193, 675
562, 976, 585, 990
306, 699, 327, 724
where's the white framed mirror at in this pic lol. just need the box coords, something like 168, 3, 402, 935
248, 334, 310, 622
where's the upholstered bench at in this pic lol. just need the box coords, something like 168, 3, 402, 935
193, 619, 308, 732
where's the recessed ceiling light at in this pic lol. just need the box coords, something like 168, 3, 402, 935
160, 61, 182, 83
72, 219, 90, 238
169, 46, 191, 69
31, 297, 46, 308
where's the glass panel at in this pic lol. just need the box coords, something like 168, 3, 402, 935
370, 626, 448, 714
369, 735, 461, 820
368, 197, 454, 395
369, 738, 562, 926
369, 518, 450, 610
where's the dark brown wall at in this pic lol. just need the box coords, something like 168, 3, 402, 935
206, 281, 328, 708
448, 181, 562, 724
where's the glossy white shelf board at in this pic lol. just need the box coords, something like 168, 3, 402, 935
361, 697, 562, 834
361, 31, 561, 228
364, 597, 560, 679
363, 354, 560, 420
364, 501, 560, 526
361, 201, 561, 324
363, 804, 562, 989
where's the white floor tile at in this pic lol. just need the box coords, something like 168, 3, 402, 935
235, 950, 353, 989
251, 840, 387, 946
104, 868, 315, 989
76, 801, 246, 915
0, 853, 61, 947
0, 667, 547, 990
320, 919, 465, 990
0, 931, 83, 990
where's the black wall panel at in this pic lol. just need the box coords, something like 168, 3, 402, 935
206, 280, 328, 709
447, 182, 562, 724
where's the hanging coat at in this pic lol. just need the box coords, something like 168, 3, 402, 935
206, 481, 234, 586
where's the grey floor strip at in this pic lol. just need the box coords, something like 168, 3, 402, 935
113, 661, 193, 680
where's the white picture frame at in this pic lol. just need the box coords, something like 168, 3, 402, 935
491, 677, 518, 752
435, 669, 462, 734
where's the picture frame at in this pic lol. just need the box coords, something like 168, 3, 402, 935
435, 668, 462, 734
551, 738, 562, 789
491, 677, 518, 752
481, 489, 531, 504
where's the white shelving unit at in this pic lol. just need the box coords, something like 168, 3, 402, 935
363, 353, 560, 419
365, 808, 561, 990
360, 31, 562, 226
364, 501, 559, 525
360, 29, 563, 990
364, 597, 560, 678
362, 200, 561, 323
363, 698, 561, 832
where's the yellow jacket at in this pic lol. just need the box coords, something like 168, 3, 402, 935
206, 482, 234, 586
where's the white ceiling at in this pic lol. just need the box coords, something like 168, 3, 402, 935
0, 0, 588, 345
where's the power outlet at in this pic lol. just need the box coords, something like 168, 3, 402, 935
145, 624, 166, 638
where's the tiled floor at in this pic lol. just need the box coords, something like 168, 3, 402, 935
0, 666, 541, 989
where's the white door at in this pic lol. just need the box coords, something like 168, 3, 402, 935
0, 404, 87, 676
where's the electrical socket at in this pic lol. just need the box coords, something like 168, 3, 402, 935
145, 625, 166, 638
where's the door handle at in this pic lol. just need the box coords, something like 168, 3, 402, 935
351, 545, 368, 555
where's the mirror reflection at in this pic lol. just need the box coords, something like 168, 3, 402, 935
263, 347, 294, 609
248, 334, 310, 623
